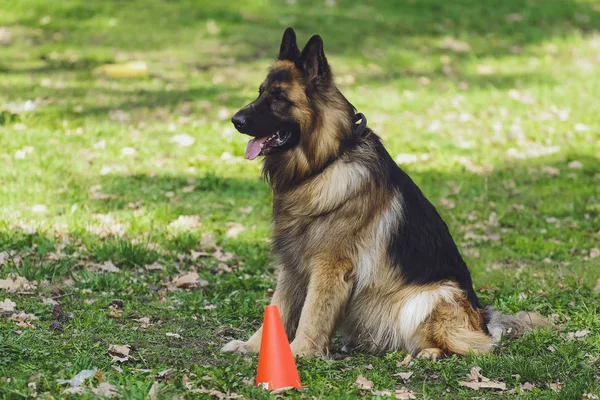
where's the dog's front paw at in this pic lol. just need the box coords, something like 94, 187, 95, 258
290, 340, 325, 359
221, 340, 256, 354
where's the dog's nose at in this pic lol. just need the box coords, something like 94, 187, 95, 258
231, 114, 247, 131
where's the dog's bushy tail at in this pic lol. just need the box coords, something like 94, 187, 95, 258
484, 306, 552, 344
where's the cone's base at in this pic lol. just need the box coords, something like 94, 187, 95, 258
256, 381, 305, 390
255, 305, 305, 390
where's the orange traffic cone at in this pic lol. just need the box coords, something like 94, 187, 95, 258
255, 305, 304, 390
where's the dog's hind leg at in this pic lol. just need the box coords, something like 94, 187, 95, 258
222, 267, 306, 354
416, 296, 492, 359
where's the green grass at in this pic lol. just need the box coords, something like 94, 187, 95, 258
1, 0, 599, 398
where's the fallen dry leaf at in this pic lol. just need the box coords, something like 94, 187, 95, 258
166, 332, 182, 339
0, 298, 17, 313
189, 387, 243, 399
90, 192, 118, 200
520, 382, 535, 391
225, 222, 246, 239
238, 207, 253, 214
134, 317, 154, 328
439, 198, 456, 210
506, 12, 522, 22
568, 329, 591, 340
168, 271, 208, 290
458, 366, 506, 391
392, 372, 413, 381
145, 262, 165, 271
477, 64, 495, 75
9, 311, 38, 328
270, 386, 296, 395
395, 153, 418, 164
0, 251, 12, 265
541, 166, 560, 177
589, 248, 599, 259
42, 297, 59, 306
201, 233, 217, 250
182, 185, 195, 193
88, 261, 120, 273
440, 36, 471, 52
594, 278, 600, 293
217, 263, 233, 274
32, 204, 47, 213
15, 320, 35, 328
190, 250, 210, 260
459, 380, 506, 391
62, 387, 86, 395
549, 382, 562, 392
462, 247, 480, 258
393, 387, 418, 399
457, 156, 492, 175
0, 275, 33, 292
93, 382, 118, 397
373, 387, 418, 399
27, 381, 37, 397
168, 215, 202, 231
169, 133, 195, 147
0, 27, 13, 45
157, 368, 176, 380
108, 305, 123, 318
212, 249, 234, 262
147, 381, 160, 400
568, 160, 583, 169
354, 374, 374, 390
107, 344, 133, 363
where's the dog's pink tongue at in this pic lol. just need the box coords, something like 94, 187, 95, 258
244, 136, 269, 160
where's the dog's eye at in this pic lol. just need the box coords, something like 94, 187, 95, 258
272, 92, 287, 102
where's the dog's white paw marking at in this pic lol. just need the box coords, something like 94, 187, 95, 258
416, 347, 444, 361
221, 340, 250, 354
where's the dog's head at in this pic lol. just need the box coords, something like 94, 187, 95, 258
232, 28, 353, 168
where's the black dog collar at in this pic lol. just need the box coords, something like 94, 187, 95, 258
352, 112, 368, 139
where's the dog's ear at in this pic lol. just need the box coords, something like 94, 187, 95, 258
278, 27, 300, 61
298, 34, 330, 84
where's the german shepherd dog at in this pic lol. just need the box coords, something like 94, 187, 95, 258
223, 28, 550, 359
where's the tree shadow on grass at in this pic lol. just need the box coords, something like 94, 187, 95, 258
83, 153, 600, 273
7, 0, 600, 57
2, 0, 600, 101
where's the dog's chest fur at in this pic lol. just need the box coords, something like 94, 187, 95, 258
270, 155, 398, 287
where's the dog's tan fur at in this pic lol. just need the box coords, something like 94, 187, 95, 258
223, 32, 550, 359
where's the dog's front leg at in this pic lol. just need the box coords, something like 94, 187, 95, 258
221, 267, 305, 354
290, 257, 353, 358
